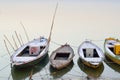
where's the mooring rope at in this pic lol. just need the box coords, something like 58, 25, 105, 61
8, 72, 11, 80
50, 40, 63, 46
51, 40, 78, 48
0, 51, 14, 58
0, 63, 10, 71
51, 39, 104, 49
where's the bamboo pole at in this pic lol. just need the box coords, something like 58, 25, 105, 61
19, 34, 24, 45
15, 31, 22, 46
20, 22, 29, 42
4, 35, 15, 51
48, 3, 58, 44
4, 40, 11, 56
29, 69, 33, 80
12, 35, 18, 49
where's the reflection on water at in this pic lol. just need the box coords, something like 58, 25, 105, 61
77, 58, 104, 80
11, 54, 49, 80
49, 61, 74, 79
104, 56, 120, 73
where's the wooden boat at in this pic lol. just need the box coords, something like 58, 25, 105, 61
78, 40, 104, 68
50, 44, 74, 70
11, 54, 49, 80
11, 37, 49, 68
104, 37, 120, 65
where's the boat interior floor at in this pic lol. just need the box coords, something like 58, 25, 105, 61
17, 46, 40, 57
109, 47, 114, 53
54, 52, 70, 60
109, 47, 120, 56
83, 49, 99, 58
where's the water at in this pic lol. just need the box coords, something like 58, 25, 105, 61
0, 0, 120, 80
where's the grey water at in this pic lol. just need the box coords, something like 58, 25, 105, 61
0, 0, 120, 80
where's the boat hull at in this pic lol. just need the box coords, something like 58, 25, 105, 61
78, 41, 104, 68
81, 59, 102, 68
12, 52, 48, 69
11, 37, 49, 69
51, 60, 73, 70
104, 37, 120, 65
105, 52, 120, 65
50, 44, 74, 70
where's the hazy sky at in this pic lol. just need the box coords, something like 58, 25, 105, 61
0, 0, 120, 44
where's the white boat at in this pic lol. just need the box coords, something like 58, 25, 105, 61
78, 40, 104, 68
104, 37, 120, 65
11, 37, 49, 68
50, 44, 74, 70
11, 54, 49, 80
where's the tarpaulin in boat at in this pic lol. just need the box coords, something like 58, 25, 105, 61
114, 44, 120, 55
29, 46, 40, 56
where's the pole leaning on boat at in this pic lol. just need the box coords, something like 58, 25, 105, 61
20, 22, 30, 42
48, 3, 58, 44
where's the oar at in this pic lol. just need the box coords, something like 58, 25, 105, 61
48, 3, 58, 43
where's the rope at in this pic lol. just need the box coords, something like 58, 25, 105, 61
51, 40, 78, 48
0, 51, 14, 58
0, 54, 8, 58
0, 63, 10, 71
85, 39, 104, 42
50, 39, 104, 49
51, 40, 62, 46
8, 73, 11, 80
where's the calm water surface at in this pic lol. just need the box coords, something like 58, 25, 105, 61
0, 0, 120, 80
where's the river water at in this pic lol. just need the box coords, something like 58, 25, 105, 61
0, 0, 120, 80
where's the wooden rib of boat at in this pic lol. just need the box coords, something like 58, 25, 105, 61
104, 37, 120, 65
78, 40, 104, 68
50, 44, 74, 70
